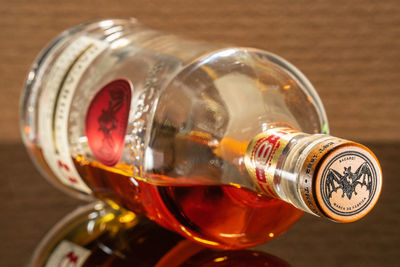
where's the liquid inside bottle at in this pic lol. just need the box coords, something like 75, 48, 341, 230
76, 95, 309, 249
72, 141, 303, 249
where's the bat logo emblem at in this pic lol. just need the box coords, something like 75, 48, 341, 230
97, 88, 125, 158
319, 150, 379, 217
325, 162, 373, 201
86, 79, 131, 166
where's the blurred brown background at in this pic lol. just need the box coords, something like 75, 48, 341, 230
1, 0, 399, 266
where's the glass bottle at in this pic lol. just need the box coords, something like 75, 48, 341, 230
29, 202, 291, 267
21, 18, 382, 249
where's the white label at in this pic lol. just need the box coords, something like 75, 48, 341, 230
38, 36, 107, 194
45, 240, 90, 267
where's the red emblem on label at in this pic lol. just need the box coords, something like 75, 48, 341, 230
85, 79, 132, 166
59, 251, 79, 266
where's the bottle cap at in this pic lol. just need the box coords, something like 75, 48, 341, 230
299, 139, 382, 222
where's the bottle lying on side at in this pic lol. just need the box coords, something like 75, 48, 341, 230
21, 18, 382, 249
28, 202, 291, 267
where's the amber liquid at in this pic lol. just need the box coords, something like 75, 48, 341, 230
73, 157, 302, 249
30, 127, 302, 250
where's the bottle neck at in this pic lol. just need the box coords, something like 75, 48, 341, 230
245, 128, 382, 223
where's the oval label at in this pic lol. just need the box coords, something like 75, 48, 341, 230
85, 79, 132, 166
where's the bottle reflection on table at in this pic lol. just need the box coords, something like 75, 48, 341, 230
28, 202, 291, 267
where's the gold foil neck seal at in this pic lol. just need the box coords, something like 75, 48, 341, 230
299, 139, 382, 222
245, 128, 303, 198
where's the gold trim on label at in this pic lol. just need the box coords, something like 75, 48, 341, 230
245, 128, 302, 198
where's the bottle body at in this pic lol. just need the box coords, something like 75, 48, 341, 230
29, 202, 291, 267
22, 18, 380, 249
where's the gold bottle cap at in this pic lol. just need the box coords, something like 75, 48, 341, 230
299, 139, 382, 222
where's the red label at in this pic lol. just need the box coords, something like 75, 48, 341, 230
85, 79, 132, 166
